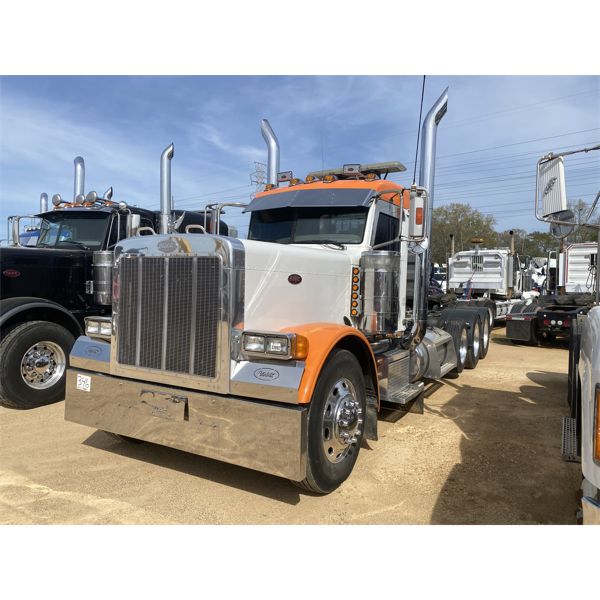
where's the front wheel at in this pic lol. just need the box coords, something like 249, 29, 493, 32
0, 320, 75, 409
293, 349, 366, 494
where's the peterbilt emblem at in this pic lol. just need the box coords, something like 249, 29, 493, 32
254, 368, 280, 381
543, 176, 557, 196
288, 274, 302, 285
2, 269, 20, 278
157, 238, 178, 253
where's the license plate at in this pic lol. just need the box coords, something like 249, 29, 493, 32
76, 373, 91, 392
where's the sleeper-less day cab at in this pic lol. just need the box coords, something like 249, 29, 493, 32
65, 89, 489, 493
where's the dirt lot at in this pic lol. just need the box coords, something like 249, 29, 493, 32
0, 329, 581, 524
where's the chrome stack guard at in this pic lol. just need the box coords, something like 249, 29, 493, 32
65, 369, 308, 481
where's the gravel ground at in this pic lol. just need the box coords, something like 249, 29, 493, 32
0, 329, 581, 524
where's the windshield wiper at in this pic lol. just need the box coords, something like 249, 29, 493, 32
56, 240, 91, 250
294, 239, 346, 249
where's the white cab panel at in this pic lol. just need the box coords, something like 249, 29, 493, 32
242, 240, 352, 331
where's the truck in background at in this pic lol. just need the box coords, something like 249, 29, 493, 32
505, 241, 597, 345
447, 233, 538, 325
534, 143, 600, 524
64, 89, 494, 494
0, 147, 229, 409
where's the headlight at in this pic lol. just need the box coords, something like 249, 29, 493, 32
243, 334, 265, 353
85, 317, 112, 341
86, 321, 99, 334
241, 331, 308, 360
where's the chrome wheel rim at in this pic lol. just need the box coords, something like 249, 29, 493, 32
20, 341, 66, 390
459, 328, 468, 364
472, 321, 480, 357
482, 317, 490, 351
488, 308, 494, 326
322, 378, 363, 464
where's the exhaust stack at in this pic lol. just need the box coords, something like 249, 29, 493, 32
40, 193, 48, 213
403, 87, 449, 349
260, 119, 280, 187
73, 156, 85, 201
160, 143, 175, 234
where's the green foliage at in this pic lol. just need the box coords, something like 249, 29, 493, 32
430, 203, 562, 264
430, 203, 497, 264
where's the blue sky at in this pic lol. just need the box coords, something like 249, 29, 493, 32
1, 75, 599, 239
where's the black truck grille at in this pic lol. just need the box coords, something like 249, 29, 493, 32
117, 255, 221, 378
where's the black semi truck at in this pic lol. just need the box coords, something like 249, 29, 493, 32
0, 146, 229, 409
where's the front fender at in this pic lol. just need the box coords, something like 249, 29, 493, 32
280, 323, 378, 405
0, 297, 82, 334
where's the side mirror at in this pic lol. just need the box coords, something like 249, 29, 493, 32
536, 156, 567, 220
408, 188, 427, 240
127, 213, 141, 238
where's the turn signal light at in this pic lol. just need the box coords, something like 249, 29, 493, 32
305, 175, 318, 183
365, 172, 377, 180
352, 276, 359, 283
352, 284, 358, 292
352, 267, 359, 275
351, 309, 358, 316
291, 334, 309, 360
323, 174, 337, 182
290, 178, 303, 186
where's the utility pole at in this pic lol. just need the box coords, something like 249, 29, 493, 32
250, 162, 267, 198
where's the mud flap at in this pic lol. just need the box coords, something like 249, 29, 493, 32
364, 393, 378, 441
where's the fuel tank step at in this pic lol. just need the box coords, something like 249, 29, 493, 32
561, 416, 580, 463
386, 381, 424, 405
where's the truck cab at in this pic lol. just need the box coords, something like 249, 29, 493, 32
64, 89, 491, 494
0, 152, 227, 410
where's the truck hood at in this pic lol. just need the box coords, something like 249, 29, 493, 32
0, 246, 91, 310
241, 240, 352, 331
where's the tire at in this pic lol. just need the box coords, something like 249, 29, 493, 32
464, 314, 481, 369
478, 310, 491, 359
292, 349, 366, 494
0, 320, 75, 409
510, 301, 525, 314
446, 320, 468, 374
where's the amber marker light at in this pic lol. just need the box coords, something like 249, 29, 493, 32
415, 207, 424, 225
595, 385, 600, 461
291, 334, 309, 360
264, 183, 276, 191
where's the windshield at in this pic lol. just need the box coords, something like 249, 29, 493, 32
248, 206, 369, 244
37, 213, 111, 250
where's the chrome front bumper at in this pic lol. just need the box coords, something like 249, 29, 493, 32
65, 369, 308, 481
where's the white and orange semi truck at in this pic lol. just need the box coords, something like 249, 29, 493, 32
64, 89, 489, 493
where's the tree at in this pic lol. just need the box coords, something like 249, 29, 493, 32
430, 203, 497, 265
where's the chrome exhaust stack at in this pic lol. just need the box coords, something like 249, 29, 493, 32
403, 87, 449, 349
160, 143, 175, 234
73, 156, 85, 201
261, 119, 280, 187
39, 193, 48, 213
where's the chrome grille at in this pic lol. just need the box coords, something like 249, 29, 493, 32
117, 255, 221, 378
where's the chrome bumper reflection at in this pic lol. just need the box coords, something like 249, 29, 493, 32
65, 369, 308, 481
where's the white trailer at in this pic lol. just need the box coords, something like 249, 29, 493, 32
563, 242, 598, 294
